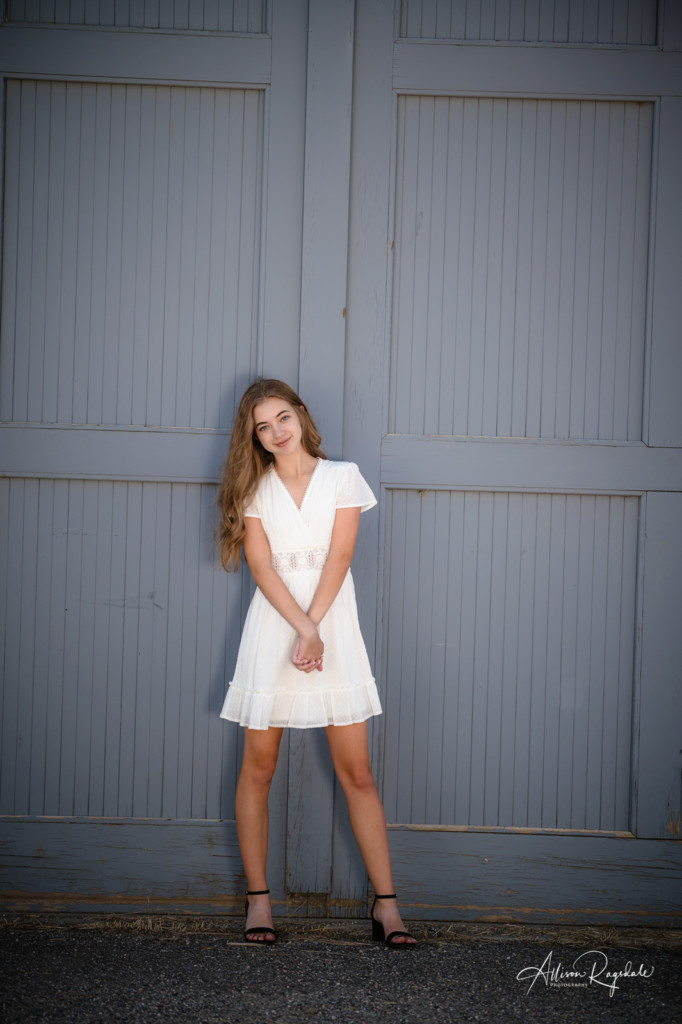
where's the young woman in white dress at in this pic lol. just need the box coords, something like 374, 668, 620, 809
217, 378, 416, 948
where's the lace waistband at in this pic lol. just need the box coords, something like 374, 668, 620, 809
272, 548, 328, 573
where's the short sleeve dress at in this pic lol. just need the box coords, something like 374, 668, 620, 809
219, 459, 383, 730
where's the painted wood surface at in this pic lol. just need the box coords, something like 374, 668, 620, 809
2, 817, 680, 924
0, 79, 263, 430
0, 478, 244, 820
380, 489, 639, 831
298, 0, 355, 458
258, 0, 307, 382
637, 493, 682, 839
6, 0, 266, 32
390, 96, 652, 441
0, 27, 272, 84
391, 42, 682, 98
0, 0, 309, 915
1, 0, 681, 923
338, 0, 397, 912
344, 0, 682, 924
381, 436, 682, 493
0, 817, 245, 910
399, 0, 659, 44
648, 98, 682, 446
387, 827, 682, 925
285, 0, 357, 904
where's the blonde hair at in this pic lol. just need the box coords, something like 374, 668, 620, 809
216, 378, 325, 571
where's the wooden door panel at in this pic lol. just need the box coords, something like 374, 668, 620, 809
0, 0, 308, 912
0, 79, 263, 430
389, 95, 652, 441
345, 0, 682, 923
0, 477, 242, 820
380, 489, 639, 832
398, 0, 659, 45
6, 0, 267, 32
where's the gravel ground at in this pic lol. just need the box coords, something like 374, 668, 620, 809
0, 921, 680, 1024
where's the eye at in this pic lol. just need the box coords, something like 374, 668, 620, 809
280, 414, 290, 422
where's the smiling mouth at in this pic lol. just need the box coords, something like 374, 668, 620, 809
275, 438, 290, 447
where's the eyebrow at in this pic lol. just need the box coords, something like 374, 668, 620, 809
255, 409, 290, 428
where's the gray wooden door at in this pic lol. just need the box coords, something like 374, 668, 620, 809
0, 0, 312, 912
344, 0, 682, 925
2, 0, 681, 925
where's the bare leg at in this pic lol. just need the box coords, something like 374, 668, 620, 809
325, 722, 416, 944
235, 726, 283, 940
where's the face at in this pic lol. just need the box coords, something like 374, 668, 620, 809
253, 397, 304, 457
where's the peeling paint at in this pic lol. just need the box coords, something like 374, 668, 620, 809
663, 810, 681, 838
284, 894, 364, 918
0, 890, 246, 914
397, 900, 682, 923
0, 890, 368, 919
388, 824, 636, 839
2, 889, 681, 925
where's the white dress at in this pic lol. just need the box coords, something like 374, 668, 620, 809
220, 459, 383, 730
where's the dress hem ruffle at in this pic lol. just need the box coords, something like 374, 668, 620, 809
220, 679, 382, 731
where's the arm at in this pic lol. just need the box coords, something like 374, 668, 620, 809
291, 506, 361, 672
242, 517, 323, 666
306, 505, 361, 626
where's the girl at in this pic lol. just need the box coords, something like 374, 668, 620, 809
216, 378, 416, 948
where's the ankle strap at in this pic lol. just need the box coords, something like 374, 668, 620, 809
373, 892, 397, 899
246, 889, 270, 896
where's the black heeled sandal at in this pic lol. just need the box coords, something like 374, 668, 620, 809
371, 892, 417, 949
244, 888, 277, 945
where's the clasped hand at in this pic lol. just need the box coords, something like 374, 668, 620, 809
292, 626, 324, 672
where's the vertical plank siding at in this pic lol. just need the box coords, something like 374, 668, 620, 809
399, 0, 658, 44
6, 0, 267, 31
0, 477, 243, 821
380, 489, 639, 832
389, 96, 653, 441
0, 6, 313, 911
2, 0, 680, 920
0, 80, 263, 429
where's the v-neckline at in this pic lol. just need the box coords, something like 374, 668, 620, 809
274, 458, 321, 513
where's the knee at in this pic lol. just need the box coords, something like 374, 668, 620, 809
241, 753, 278, 789
337, 762, 376, 794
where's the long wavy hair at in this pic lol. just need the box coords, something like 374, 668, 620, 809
216, 378, 326, 571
